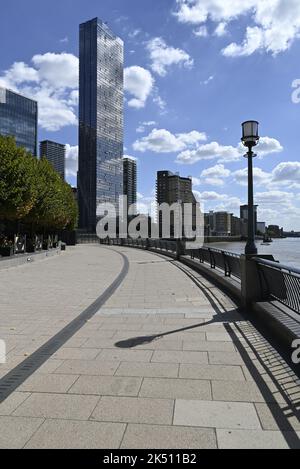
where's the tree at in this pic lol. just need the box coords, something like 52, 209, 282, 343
0, 136, 37, 222
0, 136, 78, 233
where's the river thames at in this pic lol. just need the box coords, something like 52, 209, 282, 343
207, 238, 300, 269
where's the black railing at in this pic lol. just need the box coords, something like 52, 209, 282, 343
186, 246, 241, 280
254, 258, 300, 315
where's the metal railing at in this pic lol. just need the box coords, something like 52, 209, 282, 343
254, 258, 300, 315
186, 246, 241, 280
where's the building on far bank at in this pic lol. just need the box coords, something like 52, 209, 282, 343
209, 211, 232, 237
40, 140, 66, 179
267, 225, 284, 238
123, 157, 137, 216
240, 204, 258, 237
156, 170, 200, 238
257, 222, 266, 235
78, 17, 124, 231
0, 86, 38, 155
231, 214, 241, 236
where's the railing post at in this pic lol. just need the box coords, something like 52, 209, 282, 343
241, 254, 275, 307
176, 239, 183, 260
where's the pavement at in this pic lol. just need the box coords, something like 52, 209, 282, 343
0, 244, 299, 449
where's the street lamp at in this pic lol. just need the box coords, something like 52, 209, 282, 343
241, 120, 260, 256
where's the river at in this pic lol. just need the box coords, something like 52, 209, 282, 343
207, 238, 300, 269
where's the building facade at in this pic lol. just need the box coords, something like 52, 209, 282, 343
240, 204, 258, 237
0, 87, 38, 155
123, 157, 137, 215
40, 140, 66, 179
209, 211, 232, 237
78, 18, 124, 231
156, 171, 200, 238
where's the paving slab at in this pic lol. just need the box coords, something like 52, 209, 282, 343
216, 429, 300, 449
174, 399, 261, 430
98, 349, 153, 363
25, 419, 126, 449
179, 364, 245, 381
54, 359, 120, 376
151, 350, 208, 364
0, 392, 31, 416
0, 416, 44, 449
139, 378, 212, 400
91, 396, 174, 425
116, 362, 179, 378
13, 393, 99, 420
121, 424, 217, 449
255, 403, 300, 431
69, 375, 142, 397
18, 373, 79, 393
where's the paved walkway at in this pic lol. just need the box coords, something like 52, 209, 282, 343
0, 245, 299, 449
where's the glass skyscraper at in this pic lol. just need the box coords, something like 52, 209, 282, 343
0, 87, 38, 155
40, 140, 66, 180
78, 18, 124, 231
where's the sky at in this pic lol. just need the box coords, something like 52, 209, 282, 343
1, 0, 300, 230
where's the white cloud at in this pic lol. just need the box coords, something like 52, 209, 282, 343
133, 128, 207, 153
177, 141, 241, 164
200, 163, 231, 186
272, 161, 300, 183
136, 121, 157, 133
194, 26, 208, 37
0, 52, 79, 131
174, 0, 300, 56
233, 167, 270, 187
176, 136, 283, 165
65, 144, 78, 178
124, 66, 154, 109
257, 136, 283, 157
214, 22, 228, 37
146, 37, 194, 76
200, 75, 214, 85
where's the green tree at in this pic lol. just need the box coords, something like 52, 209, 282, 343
0, 136, 37, 222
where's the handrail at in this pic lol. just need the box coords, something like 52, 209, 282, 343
253, 257, 300, 276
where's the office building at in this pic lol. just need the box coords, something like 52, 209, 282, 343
156, 171, 200, 238
0, 86, 37, 155
209, 211, 232, 237
123, 157, 137, 215
257, 222, 266, 235
78, 18, 124, 231
40, 140, 65, 179
240, 204, 258, 237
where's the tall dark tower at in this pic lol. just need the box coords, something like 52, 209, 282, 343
123, 157, 137, 215
78, 18, 124, 231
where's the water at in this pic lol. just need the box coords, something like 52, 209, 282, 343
207, 238, 300, 269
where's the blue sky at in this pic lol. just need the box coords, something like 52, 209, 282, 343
1, 0, 300, 230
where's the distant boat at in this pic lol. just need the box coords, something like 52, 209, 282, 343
262, 234, 272, 243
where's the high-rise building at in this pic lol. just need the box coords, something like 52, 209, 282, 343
240, 204, 258, 236
40, 140, 66, 179
78, 18, 124, 231
123, 157, 137, 215
0, 87, 38, 155
156, 171, 200, 238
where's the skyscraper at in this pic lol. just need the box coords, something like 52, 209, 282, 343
0, 87, 38, 155
123, 157, 137, 215
78, 18, 124, 231
40, 140, 66, 179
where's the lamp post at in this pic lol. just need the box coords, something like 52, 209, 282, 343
241, 121, 260, 256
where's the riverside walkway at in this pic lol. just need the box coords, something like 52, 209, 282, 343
0, 245, 299, 449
